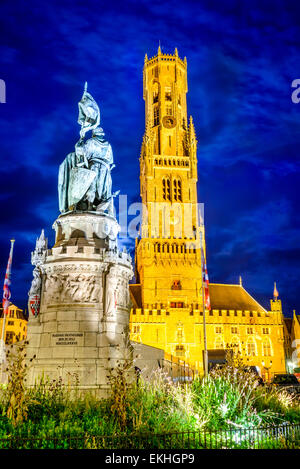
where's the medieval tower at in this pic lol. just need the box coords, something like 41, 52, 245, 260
129, 48, 287, 379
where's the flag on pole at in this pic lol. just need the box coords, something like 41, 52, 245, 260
2, 239, 15, 315
201, 245, 211, 311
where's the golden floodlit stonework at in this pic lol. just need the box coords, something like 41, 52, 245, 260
129, 49, 288, 380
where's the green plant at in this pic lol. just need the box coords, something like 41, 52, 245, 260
106, 338, 135, 431
4, 340, 35, 426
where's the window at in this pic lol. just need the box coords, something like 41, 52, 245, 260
133, 325, 140, 334
166, 105, 172, 116
262, 340, 272, 357
8, 321, 14, 326
170, 302, 184, 308
215, 338, 224, 349
162, 178, 171, 201
247, 327, 254, 334
177, 180, 182, 201
231, 338, 240, 351
165, 87, 172, 101
175, 345, 185, 357
262, 328, 270, 335
153, 106, 159, 126
231, 327, 238, 334
173, 178, 182, 202
247, 340, 256, 356
5, 332, 14, 344
171, 280, 182, 290
215, 327, 222, 334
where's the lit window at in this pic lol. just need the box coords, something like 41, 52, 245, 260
153, 106, 159, 126
165, 87, 172, 101
247, 340, 256, 356
215, 338, 224, 349
262, 340, 272, 357
175, 345, 185, 357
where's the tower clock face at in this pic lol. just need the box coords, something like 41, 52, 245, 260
162, 116, 176, 128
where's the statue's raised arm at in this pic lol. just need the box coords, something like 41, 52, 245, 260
58, 84, 117, 215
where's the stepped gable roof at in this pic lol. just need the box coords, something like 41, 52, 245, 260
130, 284, 142, 308
0, 303, 26, 320
209, 283, 267, 313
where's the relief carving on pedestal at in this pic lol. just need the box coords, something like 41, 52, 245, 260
44, 273, 102, 304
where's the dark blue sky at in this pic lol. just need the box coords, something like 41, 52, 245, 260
0, 0, 299, 315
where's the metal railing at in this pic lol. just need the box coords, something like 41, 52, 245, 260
0, 423, 299, 449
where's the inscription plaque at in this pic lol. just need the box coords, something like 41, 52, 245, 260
51, 332, 84, 346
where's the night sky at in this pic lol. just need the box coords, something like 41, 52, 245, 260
0, 0, 299, 316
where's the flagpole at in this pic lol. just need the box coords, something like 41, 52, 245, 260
0, 239, 15, 381
200, 231, 208, 377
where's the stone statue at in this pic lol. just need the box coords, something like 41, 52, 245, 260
28, 229, 48, 317
105, 268, 119, 319
58, 83, 117, 214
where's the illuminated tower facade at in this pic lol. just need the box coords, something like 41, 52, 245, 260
130, 49, 287, 378
130, 48, 207, 368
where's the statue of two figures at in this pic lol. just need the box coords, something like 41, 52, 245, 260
58, 83, 118, 216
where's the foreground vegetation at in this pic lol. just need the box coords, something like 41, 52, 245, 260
0, 342, 299, 448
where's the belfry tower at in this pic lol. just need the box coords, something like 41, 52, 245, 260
130, 48, 207, 367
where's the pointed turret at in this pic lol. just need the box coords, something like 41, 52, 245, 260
273, 282, 279, 300
174, 47, 178, 57
270, 282, 282, 313
189, 116, 197, 143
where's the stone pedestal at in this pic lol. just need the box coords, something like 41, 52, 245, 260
26, 211, 133, 397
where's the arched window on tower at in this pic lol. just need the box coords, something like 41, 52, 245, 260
153, 82, 159, 103
162, 177, 171, 201
153, 106, 159, 126
173, 178, 182, 202
165, 86, 172, 101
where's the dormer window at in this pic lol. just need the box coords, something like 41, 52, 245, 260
165, 86, 172, 101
